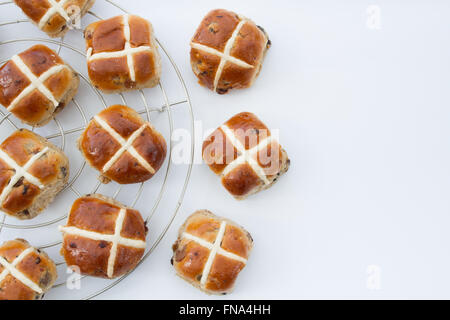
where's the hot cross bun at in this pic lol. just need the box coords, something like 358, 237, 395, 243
190, 9, 271, 94
203, 112, 290, 200
14, 0, 95, 38
172, 210, 253, 295
0, 129, 69, 220
0, 239, 57, 300
78, 105, 167, 185
0, 44, 79, 127
59, 194, 147, 279
84, 14, 161, 93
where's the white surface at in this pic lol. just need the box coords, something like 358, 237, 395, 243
1, 0, 450, 300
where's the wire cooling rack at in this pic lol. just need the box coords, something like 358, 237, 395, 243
0, 0, 194, 299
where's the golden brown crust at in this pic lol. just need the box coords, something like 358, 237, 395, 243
172, 210, 253, 295
221, 163, 262, 197
230, 22, 267, 66
13, 0, 50, 25
85, 15, 161, 93
60, 194, 146, 279
0, 44, 79, 127
20, 44, 64, 74
190, 48, 221, 91
193, 9, 240, 52
217, 62, 256, 93
225, 112, 270, 148
14, 0, 95, 38
173, 240, 210, 282
222, 224, 252, 257
79, 120, 121, 170
0, 129, 69, 219
203, 112, 290, 199
0, 239, 57, 300
205, 255, 245, 292
202, 128, 239, 175
190, 9, 270, 94
0, 61, 31, 107
79, 105, 167, 185
63, 236, 112, 278
100, 104, 142, 137
87, 16, 127, 54
113, 246, 145, 278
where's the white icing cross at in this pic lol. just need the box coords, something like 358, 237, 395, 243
182, 221, 247, 288
220, 124, 272, 185
93, 115, 156, 174
190, 18, 255, 92
8, 55, 69, 112
86, 14, 153, 82
59, 208, 147, 278
0, 147, 49, 208
38, 0, 72, 30
0, 247, 43, 294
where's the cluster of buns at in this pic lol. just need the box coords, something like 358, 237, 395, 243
173, 9, 289, 295
0, 3, 168, 300
0, 3, 290, 299
172, 111, 290, 294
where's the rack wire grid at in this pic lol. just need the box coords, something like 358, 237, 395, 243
0, 0, 194, 299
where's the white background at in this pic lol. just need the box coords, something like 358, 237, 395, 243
1, 0, 450, 300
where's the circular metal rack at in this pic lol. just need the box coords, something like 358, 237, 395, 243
0, 0, 194, 299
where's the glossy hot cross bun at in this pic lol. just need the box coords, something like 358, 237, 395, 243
78, 105, 167, 185
0, 45, 79, 127
203, 112, 290, 200
84, 14, 161, 93
172, 210, 253, 295
0, 239, 57, 300
0, 129, 69, 220
14, 0, 95, 38
190, 9, 271, 94
59, 194, 147, 279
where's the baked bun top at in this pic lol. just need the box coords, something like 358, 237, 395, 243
59, 194, 147, 279
0, 239, 57, 300
190, 9, 269, 94
0, 129, 69, 218
84, 14, 161, 93
13, 0, 93, 37
172, 210, 253, 294
79, 105, 167, 185
0, 44, 76, 126
202, 112, 285, 198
